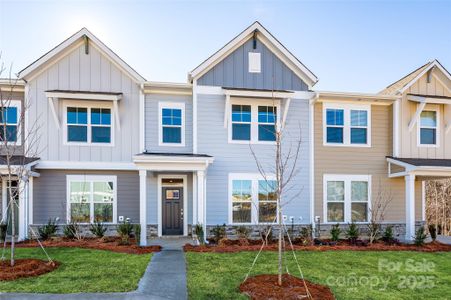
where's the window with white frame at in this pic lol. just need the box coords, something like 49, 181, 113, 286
230, 174, 277, 224
419, 110, 438, 146
323, 104, 371, 146
324, 175, 370, 223
0, 101, 20, 144
67, 175, 116, 223
66, 106, 112, 144
230, 101, 278, 143
159, 102, 184, 146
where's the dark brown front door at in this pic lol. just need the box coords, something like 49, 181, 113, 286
162, 187, 183, 235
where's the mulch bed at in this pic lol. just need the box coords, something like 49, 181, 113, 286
0, 259, 60, 281
240, 274, 335, 300
184, 239, 451, 253
14, 237, 161, 254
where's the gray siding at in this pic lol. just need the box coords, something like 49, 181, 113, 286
145, 94, 193, 153
197, 94, 311, 225
146, 172, 193, 224
32, 169, 139, 224
198, 38, 308, 91
27, 44, 141, 162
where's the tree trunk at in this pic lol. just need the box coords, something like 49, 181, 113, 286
10, 182, 15, 267
278, 203, 282, 286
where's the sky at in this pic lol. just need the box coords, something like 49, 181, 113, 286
0, 0, 450, 93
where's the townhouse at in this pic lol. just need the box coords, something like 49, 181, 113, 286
0, 22, 449, 245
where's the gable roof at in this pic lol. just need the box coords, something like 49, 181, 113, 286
18, 28, 146, 83
380, 59, 451, 95
188, 21, 318, 88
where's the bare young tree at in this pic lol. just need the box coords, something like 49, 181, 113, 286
0, 57, 41, 266
249, 96, 303, 287
367, 179, 393, 244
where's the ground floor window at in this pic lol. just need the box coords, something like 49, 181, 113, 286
67, 175, 117, 223
229, 174, 277, 224
324, 174, 370, 223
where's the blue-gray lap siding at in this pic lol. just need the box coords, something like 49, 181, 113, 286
32, 169, 140, 224
145, 93, 193, 153
197, 94, 311, 225
197, 38, 308, 91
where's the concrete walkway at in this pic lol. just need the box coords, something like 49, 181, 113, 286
0, 238, 191, 300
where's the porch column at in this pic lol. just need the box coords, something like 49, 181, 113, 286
139, 169, 147, 246
405, 174, 416, 242
196, 170, 206, 238
18, 180, 26, 241
192, 172, 197, 227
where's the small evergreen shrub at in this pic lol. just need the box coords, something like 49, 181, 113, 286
134, 224, 141, 245
414, 227, 428, 246
38, 218, 59, 240
63, 222, 82, 239
0, 221, 7, 242
428, 224, 437, 241
194, 224, 205, 245
90, 221, 107, 238
236, 226, 251, 239
345, 222, 359, 244
211, 224, 227, 244
117, 220, 134, 245
382, 226, 395, 244
330, 223, 341, 242
299, 224, 313, 245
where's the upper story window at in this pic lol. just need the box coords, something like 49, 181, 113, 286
323, 104, 371, 147
229, 101, 278, 144
419, 110, 438, 146
0, 102, 20, 144
66, 106, 112, 145
324, 174, 370, 223
159, 102, 185, 146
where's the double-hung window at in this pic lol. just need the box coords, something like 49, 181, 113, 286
159, 102, 184, 146
0, 102, 20, 143
324, 104, 371, 146
230, 174, 278, 224
230, 102, 278, 143
66, 106, 112, 144
67, 175, 116, 223
419, 110, 438, 146
324, 175, 370, 223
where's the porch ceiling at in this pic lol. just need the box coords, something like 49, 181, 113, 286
387, 156, 451, 178
133, 152, 214, 171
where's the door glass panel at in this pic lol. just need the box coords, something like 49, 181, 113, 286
165, 189, 180, 200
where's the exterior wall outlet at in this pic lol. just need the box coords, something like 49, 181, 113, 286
118, 216, 124, 222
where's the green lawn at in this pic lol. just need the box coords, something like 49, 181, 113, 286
186, 251, 451, 300
0, 247, 151, 293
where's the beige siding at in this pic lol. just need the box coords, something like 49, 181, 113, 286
314, 102, 424, 223
399, 69, 451, 159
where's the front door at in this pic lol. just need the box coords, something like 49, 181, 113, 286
162, 186, 183, 235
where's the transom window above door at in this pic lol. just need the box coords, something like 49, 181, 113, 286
229, 101, 278, 144
66, 106, 112, 145
159, 102, 185, 146
323, 104, 371, 147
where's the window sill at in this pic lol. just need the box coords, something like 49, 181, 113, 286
158, 142, 186, 147
418, 144, 439, 148
64, 142, 114, 147
323, 143, 371, 148
228, 140, 277, 145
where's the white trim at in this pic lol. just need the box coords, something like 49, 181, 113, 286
18, 180, 26, 240
309, 97, 315, 226
192, 79, 198, 154
323, 174, 372, 224
158, 102, 185, 147
1, 180, 6, 223
421, 181, 426, 222
223, 94, 230, 128
45, 91, 122, 101
399, 60, 451, 94
408, 102, 426, 132
417, 107, 440, 148
224, 88, 295, 99
19, 28, 145, 83
322, 102, 372, 147
62, 101, 115, 147
36, 161, 137, 170
405, 174, 416, 241
393, 98, 401, 157
139, 84, 145, 152
112, 100, 121, 131
66, 175, 117, 224
189, 22, 317, 86
281, 98, 291, 129
48, 97, 61, 129
228, 98, 280, 145
228, 173, 277, 225
0, 100, 22, 146
192, 172, 197, 227
407, 94, 451, 105
28, 176, 33, 225
157, 174, 188, 237
139, 169, 147, 246
196, 85, 314, 100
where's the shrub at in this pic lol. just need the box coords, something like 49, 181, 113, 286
330, 223, 341, 242
63, 222, 83, 240
345, 222, 359, 244
0, 222, 7, 242
428, 224, 437, 241
382, 226, 395, 244
194, 224, 205, 245
134, 224, 141, 245
299, 225, 313, 245
414, 227, 428, 246
260, 226, 273, 245
210, 224, 227, 244
236, 226, 251, 239
117, 220, 134, 245
38, 218, 58, 240
367, 222, 381, 244
90, 221, 107, 238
